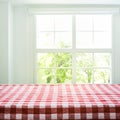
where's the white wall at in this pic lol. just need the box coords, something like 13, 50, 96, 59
112, 14, 120, 83
12, 0, 120, 5
0, 1, 13, 84
0, 1, 9, 84
13, 6, 33, 83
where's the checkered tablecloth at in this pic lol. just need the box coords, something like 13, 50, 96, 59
0, 84, 120, 120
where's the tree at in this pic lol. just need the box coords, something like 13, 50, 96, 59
37, 53, 110, 84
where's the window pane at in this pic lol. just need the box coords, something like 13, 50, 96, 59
55, 15, 72, 31
37, 69, 54, 84
94, 53, 111, 67
37, 53, 54, 68
55, 32, 72, 48
76, 14, 111, 49
56, 53, 72, 67
56, 69, 72, 83
76, 15, 93, 31
77, 69, 93, 83
76, 32, 93, 48
94, 32, 111, 48
36, 15, 54, 31
36, 14, 112, 84
37, 32, 54, 48
93, 15, 112, 31
76, 53, 93, 67
94, 69, 110, 83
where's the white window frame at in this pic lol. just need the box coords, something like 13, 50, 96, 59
28, 6, 119, 84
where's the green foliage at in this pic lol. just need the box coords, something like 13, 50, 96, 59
56, 69, 72, 83
37, 53, 110, 84
37, 53, 72, 83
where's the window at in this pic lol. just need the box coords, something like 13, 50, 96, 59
35, 14, 112, 84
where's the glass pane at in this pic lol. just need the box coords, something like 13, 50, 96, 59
76, 15, 93, 31
37, 69, 54, 84
56, 69, 72, 83
55, 32, 72, 48
55, 15, 72, 31
37, 53, 54, 68
94, 32, 111, 48
56, 53, 72, 67
36, 15, 54, 31
76, 32, 93, 48
94, 69, 110, 83
93, 15, 112, 31
37, 32, 54, 48
94, 53, 111, 67
76, 53, 93, 67
77, 69, 93, 83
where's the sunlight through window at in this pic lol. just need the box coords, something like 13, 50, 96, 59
35, 14, 112, 84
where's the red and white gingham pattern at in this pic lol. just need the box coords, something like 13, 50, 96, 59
0, 84, 120, 120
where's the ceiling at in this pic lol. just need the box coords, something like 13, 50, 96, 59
12, 0, 120, 5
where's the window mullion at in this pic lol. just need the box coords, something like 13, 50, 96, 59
72, 15, 76, 84
92, 53, 94, 84
92, 17, 95, 84
33, 16, 38, 84
53, 16, 56, 48
54, 53, 56, 84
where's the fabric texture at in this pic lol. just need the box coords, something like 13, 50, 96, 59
0, 84, 120, 120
